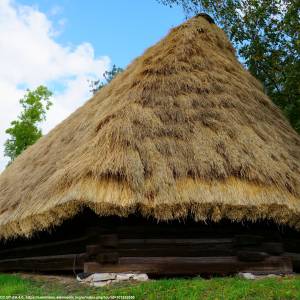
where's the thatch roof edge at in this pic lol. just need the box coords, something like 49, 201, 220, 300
1, 178, 300, 239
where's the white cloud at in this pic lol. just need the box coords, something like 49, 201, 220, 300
49, 5, 63, 16
0, 0, 110, 171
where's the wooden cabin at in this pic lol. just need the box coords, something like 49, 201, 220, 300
0, 209, 300, 275
0, 14, 299, 276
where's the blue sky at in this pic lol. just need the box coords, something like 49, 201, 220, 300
18, 0, 185, 68
0, 0, 185, 170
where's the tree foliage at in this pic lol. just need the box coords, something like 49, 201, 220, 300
4, 86, 53, 164
158, 0, 300, 133
89, 64, 123, 95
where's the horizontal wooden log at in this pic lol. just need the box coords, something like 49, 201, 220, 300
118, 238, 233, 246
0, 253, 86, 272
237, 251, 268, 262
0, 236, 89, 260
84, 256, 292, 275
283, 239, 300, 253
86, 240, 284, 258
86, 245, 103, 257
234, 243, 284, 256
262, 242, 284, 255
101, 234, 119, 248
87, 246, 234, 258
86, 239, 234, 258
96, 252, 119, 264
119, 246, 233, 257
234, 235, 263, 246
283, 252, 300, 271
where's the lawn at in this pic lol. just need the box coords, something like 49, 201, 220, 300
0, 273, 300, 300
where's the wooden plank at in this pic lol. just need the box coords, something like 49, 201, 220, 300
234, 235, 263, 246
262, 242, 284, 255
283, 252, 300, 271
86, 241, 284, 258
84, 256, 292, 275
234, 243, 284, 256
118, 246, 233, 257
0, 236, 89, 260
101, 234, 118, 248
0, 237, 235, 260
86, 245, 119, 263
283, 239, 300, 253
96, 252, 119, 264
86, 245, 234, 258
0, 253, 86, 272
86, 245, 102, 257
118, 238, 233, 246
237, 251, 268, 262
86, 239, 234, 258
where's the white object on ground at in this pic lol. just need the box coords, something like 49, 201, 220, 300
238, 272, 256, 280
91, 280, 113, 287
91, 273, 116, 282
77, 272, 149, 287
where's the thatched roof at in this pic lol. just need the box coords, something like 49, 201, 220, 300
0, 15, 299, 239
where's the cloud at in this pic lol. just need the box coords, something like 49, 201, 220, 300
49, 5, 63, 16
0, 0, 110, 171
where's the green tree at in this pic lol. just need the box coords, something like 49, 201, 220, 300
89, 64, 123, 94
158, 0, 300, 133
4, 86, 53, 164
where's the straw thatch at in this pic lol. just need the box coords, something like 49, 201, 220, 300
0, 15, 299, 239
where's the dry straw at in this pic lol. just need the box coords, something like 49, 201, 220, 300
0, 15, 299, 239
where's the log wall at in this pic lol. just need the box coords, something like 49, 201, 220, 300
0, 209, 299, 275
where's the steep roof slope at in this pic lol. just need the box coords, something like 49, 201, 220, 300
0, 15, 299, 239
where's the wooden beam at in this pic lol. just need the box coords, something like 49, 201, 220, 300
283, 239, 300, 253
113, 246, 233, 257
0, 253, 86, 272
234, 235, 263, 246
262, 242, 284, 255
0, 236, 89, 260
283, 252, 300, 271
96, 253, 119, 264
101, 234, 119, 248
237, 251, 268, 262
84, 256, 292, 275
118, 238, 233, 246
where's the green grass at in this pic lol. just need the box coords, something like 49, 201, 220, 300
0, 274, 300, 300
